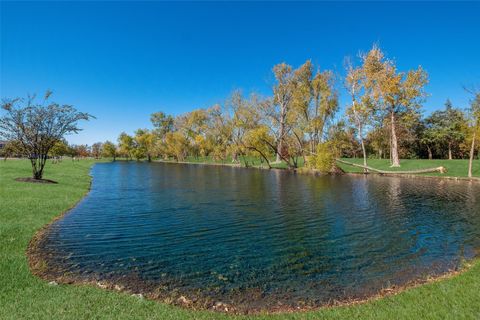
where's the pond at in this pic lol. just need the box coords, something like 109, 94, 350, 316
38, 162, 480, 312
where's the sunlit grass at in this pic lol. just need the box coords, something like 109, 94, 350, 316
337, 158, 480, 178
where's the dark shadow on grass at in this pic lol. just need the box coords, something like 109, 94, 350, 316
15, 177, 58, 184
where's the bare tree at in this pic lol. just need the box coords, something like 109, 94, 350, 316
0, 91, 93, 180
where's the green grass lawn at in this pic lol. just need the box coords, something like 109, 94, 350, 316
1, 159, 479, 319
337, 158, 480, 178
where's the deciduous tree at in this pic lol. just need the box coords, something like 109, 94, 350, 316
102, 141, 117, 161
134, 129, 156, 162
345, 59, 371, 171
362, 45, 428, 167
424, 100, 467, 160
271, 63, 296, 163
0, 91, 92, 179
91, 142, 103, 159
151, 112, 174, 137
118, 132, 134, 160
49, 140, 69, 162
466, 89, 480, 178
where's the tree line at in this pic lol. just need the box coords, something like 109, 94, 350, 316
1, 46, 479, 179
93, 46, 479, 175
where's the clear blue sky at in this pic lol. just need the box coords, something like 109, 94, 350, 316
1, 1, 479, 145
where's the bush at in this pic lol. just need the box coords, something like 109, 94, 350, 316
306, 142, 336, 173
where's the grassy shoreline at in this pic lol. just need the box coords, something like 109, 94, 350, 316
157, 157, 480, 180
1, 160, 480, 319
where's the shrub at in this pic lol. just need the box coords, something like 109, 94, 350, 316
306, 142, 336, 173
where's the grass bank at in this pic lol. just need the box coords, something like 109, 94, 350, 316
180, 156, 480, 178
1, 159, 479, 319
336, 158, 480, 178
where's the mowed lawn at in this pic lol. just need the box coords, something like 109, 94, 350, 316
1, 160, 479, 320
337, 158, 480, 178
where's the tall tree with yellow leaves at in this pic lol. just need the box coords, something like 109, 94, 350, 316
362, 45, 428, 167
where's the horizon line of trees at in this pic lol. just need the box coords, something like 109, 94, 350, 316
100, 94, 479, 164
1, 45, 479, 178
93, 46, 479, 176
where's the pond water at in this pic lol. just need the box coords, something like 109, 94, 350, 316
40, 162, 480, 312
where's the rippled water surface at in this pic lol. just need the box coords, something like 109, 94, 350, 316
41, 162, 480, 311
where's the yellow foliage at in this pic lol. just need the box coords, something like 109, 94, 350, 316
306, 142, 335, 173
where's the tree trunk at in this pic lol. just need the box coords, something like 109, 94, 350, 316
276, 102, 287, 163
337, 159, 446, 174
448, 142, 453, 160
32, 156, 47, 180
389, 133, 392, 163
276, 131, 284, 163
309, 133, 315, 155
360, 138, 368, 173
292, 156, 298, 169
390, 111, 400, 167
33, 167, 42, 179
427, 146, 432, 160
247, 146, 271, 169
468, 131, 476, 178
275, 146, 281, 162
